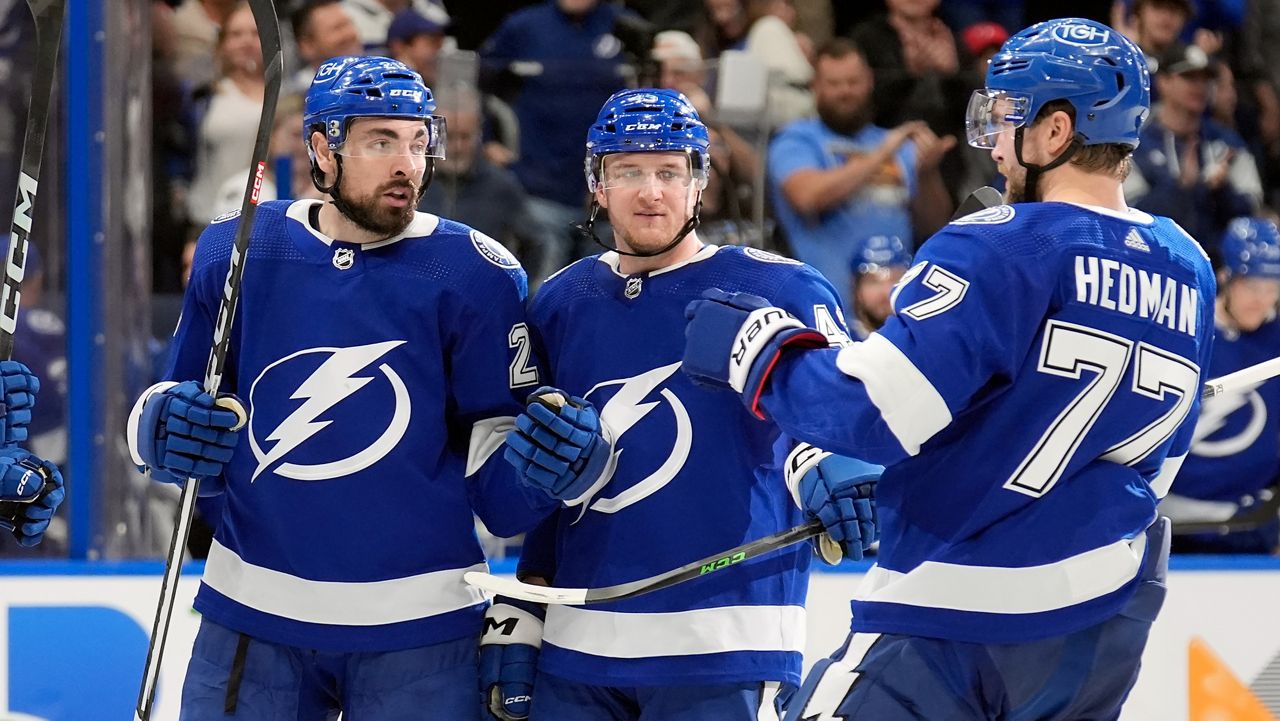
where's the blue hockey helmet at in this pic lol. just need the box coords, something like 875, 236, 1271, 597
852, 235, 911, 275
967, 18, 1150, 150
1220, 217, 1280, 281
585, 88, 711, 193
303, 56, 445, 160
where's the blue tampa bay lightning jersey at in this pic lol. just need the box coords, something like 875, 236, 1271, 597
1175, 318, 1280, 501
523, 245, 852, 688
136, 199, 550, 652
758, 202, 1216, 644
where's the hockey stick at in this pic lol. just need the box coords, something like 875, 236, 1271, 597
951, 185, 1002, 220
465, 519, 824, 605
134, 2, 282, 719
467, 356, 1280, 606
1169, 486, 1280, 535
0, 1, 67, 528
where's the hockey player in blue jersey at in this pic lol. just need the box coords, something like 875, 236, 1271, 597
127, 56, 551, 720
1165, 216, 1280, 554
684, 18, 1217, 720
479, 88, 881, 721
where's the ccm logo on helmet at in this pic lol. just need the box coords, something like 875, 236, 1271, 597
623, 122, 663, 131
1052, 23, 1110, 47
388, 88, 423, 100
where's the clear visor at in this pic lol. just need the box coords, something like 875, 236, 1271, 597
965, 90, 1030, 149
591, 152, 709, 192
335, 115, 447, 165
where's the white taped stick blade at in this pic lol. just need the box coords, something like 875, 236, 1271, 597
463, 571, 589, 605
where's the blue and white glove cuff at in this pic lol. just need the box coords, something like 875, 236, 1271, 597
783, 442, 832, 510
126, 381, 180, 468
481, 603, 544, 649
728, 308, 807, 393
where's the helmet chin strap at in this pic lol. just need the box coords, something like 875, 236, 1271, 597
1013, 126, 1081, 202
575, 191, 704, 259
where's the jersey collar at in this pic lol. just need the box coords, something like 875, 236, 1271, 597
1063, 202, 1155, 226
598, 244, 721, 278
285, 199, 442, 250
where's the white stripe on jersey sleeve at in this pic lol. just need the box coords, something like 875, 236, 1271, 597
855, 532, 1147, 615
542, 604, 805, 659
1149, 452, 1186, 499
203, 540, 486, 625
834, 333, 952, 456
465, 416, 515, 477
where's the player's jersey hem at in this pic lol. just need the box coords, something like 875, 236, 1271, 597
538, 646, 802, 689
194, 586, 485, 652
850, 574, 1142, 644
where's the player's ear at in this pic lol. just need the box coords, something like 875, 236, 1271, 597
596, 186, 609, 210
312, 131, 337, 176
1047, 109, 1075, 155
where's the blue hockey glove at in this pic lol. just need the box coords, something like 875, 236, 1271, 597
683, 289, 828, 419
133, 381, 246, 494
503, 387, 614, 505
785, 443, 881, 563
0, 448, 65, 547
0, 360, 40, 445
480, 597, 545, 721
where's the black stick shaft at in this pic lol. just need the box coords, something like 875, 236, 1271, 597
1, 0, 65, 360
135, 2, 282, 718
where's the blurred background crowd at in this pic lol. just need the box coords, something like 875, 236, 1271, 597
0, 0, 1277, 558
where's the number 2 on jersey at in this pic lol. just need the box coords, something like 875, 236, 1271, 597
1005, 319, 1199, 498
508, 323, 539, 389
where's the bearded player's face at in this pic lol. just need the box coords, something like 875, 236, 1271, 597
327, 118, 429, 236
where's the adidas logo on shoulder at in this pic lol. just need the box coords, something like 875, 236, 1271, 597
1124, 228, 1150, 252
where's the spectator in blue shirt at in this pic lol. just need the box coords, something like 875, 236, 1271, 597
480, 0, 649, 284
767, 38, 953, 311
1126, 42, 1263, 250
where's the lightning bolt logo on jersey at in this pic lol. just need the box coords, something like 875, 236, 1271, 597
146, 199, 548, 653
248, 341, 411, 482
525, 245, 851, 689
571, 361, 692, 516
1177, 319, 1280, 503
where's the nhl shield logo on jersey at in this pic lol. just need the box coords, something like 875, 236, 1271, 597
332, 247, 355, 270
625, 276, 643, 298
471, 230, 520, 270
247, 340, 411, 482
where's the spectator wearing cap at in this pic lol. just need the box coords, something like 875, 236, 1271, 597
344, 0, 450, 54
960, 20, 1007, 71
386, 8, 447, 84
651, 29, 707, 93
848, 234, 910, 338
1127, 42, 1265, 247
